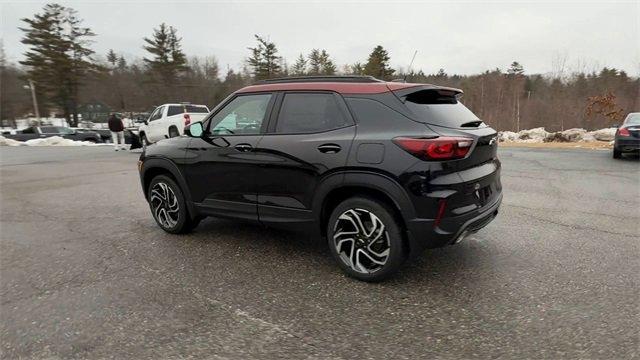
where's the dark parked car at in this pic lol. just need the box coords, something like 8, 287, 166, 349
613, 113, 640, 159
138, 76, 502, 281
79, 128, 142, 149
3, 126, 101, 143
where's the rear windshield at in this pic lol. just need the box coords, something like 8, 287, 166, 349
186, 105, 208, 113
401, 89, 482, 128
624, 113, 640, 125
168, 105, 209, 116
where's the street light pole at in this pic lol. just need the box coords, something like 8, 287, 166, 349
27, 80, 40, 125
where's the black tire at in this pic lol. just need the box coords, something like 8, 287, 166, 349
613, 148, 622, 159
147, 175, 199, 234
168, 127, 179, 138
327, 196, 407, 282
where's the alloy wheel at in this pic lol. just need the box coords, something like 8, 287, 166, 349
150, 182, 180, 228
333, 208, 390, 274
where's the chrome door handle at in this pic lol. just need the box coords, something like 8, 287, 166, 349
234, 143, 253, 152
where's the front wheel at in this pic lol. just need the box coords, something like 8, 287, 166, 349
327, 196, 407, 282
147, 175, 199, 234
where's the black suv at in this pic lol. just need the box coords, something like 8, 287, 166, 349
138, 76, 502, 281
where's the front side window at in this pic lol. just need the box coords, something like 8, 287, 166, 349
276, 93, 348, 134
149, 106, 164, 121
209, 94, 272, 135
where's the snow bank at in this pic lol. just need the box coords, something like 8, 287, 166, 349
499, 127, 618, 144
0, 135, 107, 147
0, 136, 26, 146
589, 128, 617, 141
517, 127, 550, 142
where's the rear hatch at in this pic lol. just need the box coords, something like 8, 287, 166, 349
393, 86, 501, 213
392, 86, 498, 169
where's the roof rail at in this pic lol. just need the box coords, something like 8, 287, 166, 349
256, 75, 383, 84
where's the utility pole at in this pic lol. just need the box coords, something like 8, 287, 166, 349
25, 80, 40, 125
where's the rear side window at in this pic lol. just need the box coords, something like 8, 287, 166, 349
167, 106, 183, 117
345, 98, 415, 130
21, 127, 35, 134
402, 89, 481, 128
40, 126, 59, 134
276, 93, 349, 134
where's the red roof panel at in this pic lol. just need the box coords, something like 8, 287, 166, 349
236, 81, 424, 95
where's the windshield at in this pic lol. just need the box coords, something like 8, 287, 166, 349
624, 113, 640, 125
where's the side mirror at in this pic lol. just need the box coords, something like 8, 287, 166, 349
185, 122, 204, 137
144, 120, 149, 125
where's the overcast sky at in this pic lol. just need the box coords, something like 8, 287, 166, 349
2, 1, 638, 76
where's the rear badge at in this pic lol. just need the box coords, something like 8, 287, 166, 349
489, 136, 497, 146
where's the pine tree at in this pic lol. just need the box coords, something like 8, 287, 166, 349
143, 23, 187, 84
20, 3, 95, 126
292, 54, 307, 75
350, 62, 365, 75
117, 56, 127, 70
307, 49, 322, 75
507, 61, 524, 76
363, 45, 395, 80
307, 49, 335, 75
246, 35, 282, 80
107, 49, 118, 67
319, 50, 336, 75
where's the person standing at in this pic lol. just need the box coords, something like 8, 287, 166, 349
107, 113, 125, 151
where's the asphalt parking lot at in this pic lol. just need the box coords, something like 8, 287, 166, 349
0, 146, 638, 359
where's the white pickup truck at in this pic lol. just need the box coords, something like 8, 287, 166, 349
138, 103, 210, 144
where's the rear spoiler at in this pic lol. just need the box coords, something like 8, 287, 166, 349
390, 85, 463, 103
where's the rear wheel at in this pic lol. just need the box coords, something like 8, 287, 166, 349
613, 148, 622, 159
147, 175, 199, 234
327, 196, 407, 282
168, 127, 179, 138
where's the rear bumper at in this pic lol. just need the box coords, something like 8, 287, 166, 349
405, 192, 502, 255
615, 138, 640, 152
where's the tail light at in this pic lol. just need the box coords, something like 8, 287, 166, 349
183, 113, 191, 126
393, 136, 474, 160
618, 127, 630, 137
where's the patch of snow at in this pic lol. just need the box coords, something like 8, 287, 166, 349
498, 131, 518, 142
589, 128, 617, 141
499, 127, 617, 144
0, 135, 108, 147
0, 136, 27, 146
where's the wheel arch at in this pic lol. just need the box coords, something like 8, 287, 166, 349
168, 125, 179, 137
314, 171, 415, 239
141, 158, 198, 219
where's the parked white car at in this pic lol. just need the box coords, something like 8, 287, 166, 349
138, 103, 210, 144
